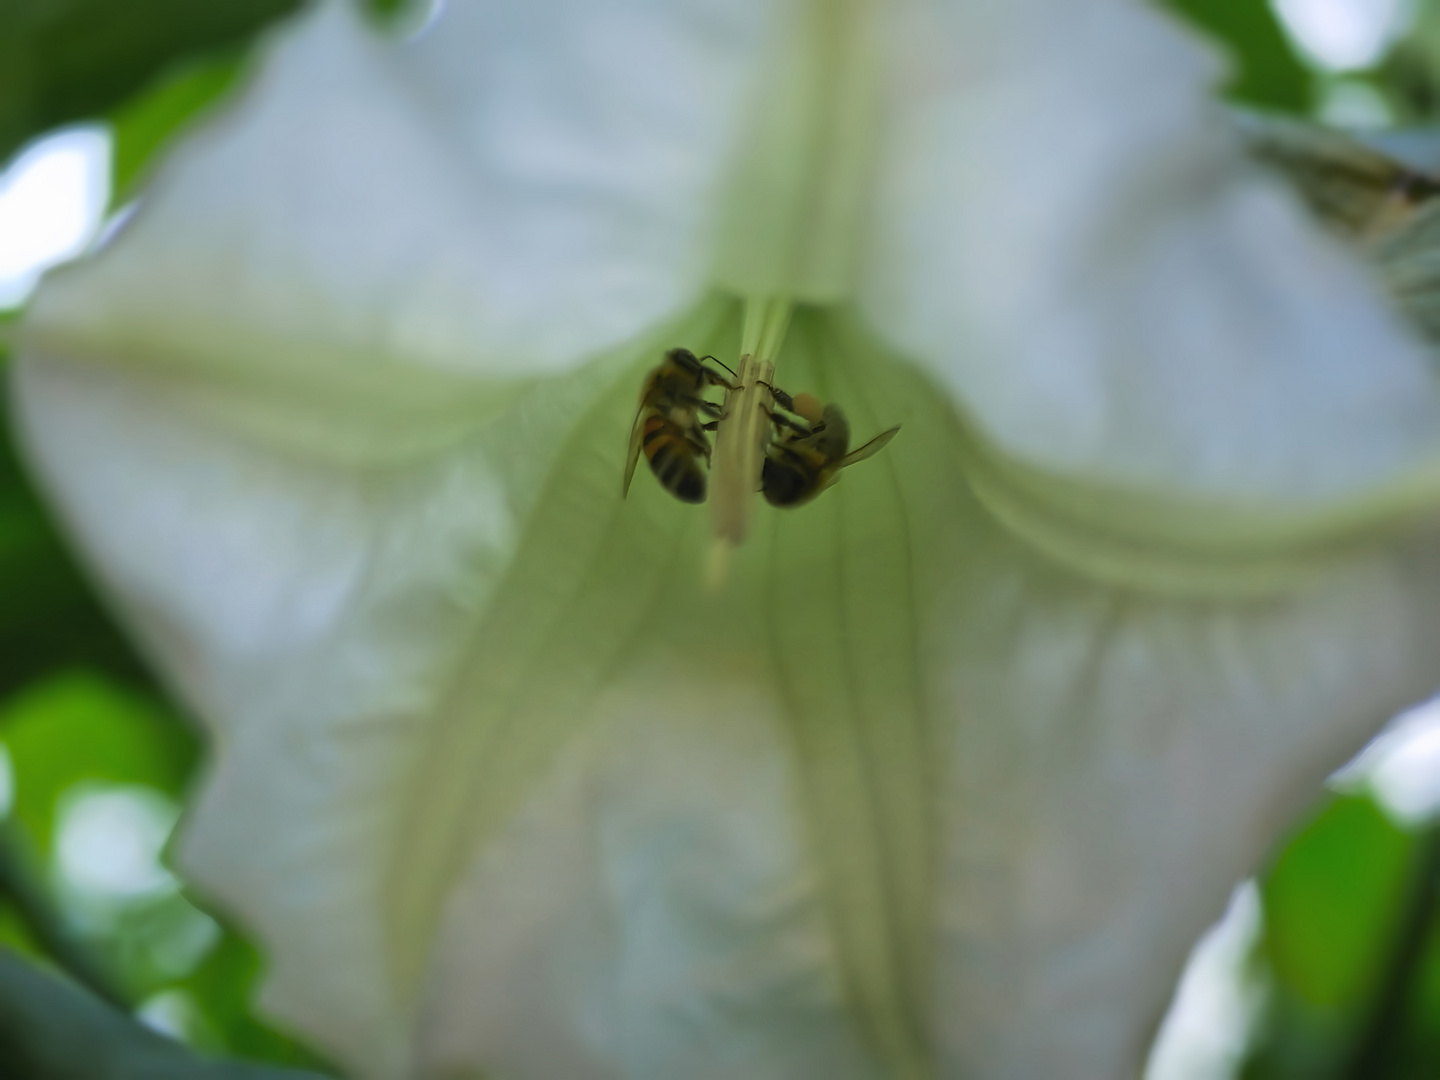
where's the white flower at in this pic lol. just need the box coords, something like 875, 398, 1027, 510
14, 0, 1440, 1077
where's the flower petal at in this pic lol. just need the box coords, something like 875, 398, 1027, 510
18, 2, 1440, 1076
824, 317, 1440, 1077
10, 319, 717, 1072
18, 308, 1440, 1079
22, 0, 781, 462
413, 675, 880, 1080
927, 538, 1440, 1077
15, 305, 897, 1079
859, 0, 1440, 509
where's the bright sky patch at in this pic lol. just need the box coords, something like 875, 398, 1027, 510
1271, 0, 1413, 71
0, 126, 111, 309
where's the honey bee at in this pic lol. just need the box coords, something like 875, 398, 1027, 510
761, 387, 899, 507
623, 348, 737, 504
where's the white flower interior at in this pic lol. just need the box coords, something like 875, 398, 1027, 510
14, 1, 1440, 1078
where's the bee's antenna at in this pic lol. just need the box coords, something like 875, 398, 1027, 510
699, 355, 738, 379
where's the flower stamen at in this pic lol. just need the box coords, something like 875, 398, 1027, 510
707, 296, 794, 584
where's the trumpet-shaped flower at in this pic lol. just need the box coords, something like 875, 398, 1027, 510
14, 0, 1440, 1077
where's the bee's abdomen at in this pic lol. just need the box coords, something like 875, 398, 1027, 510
761, 457, 811, 506
643, 417, 707, 504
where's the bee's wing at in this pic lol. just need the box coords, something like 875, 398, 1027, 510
622, 407, 648, 498
837, 425, 900, 469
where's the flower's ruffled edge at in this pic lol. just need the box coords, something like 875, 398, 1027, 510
857, 0, 1440, 516
20, 306, 1440, 1080
21, 0, 783, 464
14, 0, 1440, 1076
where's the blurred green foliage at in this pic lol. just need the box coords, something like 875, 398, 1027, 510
1164, 0, 1315, 112
1243, 800, 1440, 1080
110, 51, 250, 202
1378, 7, 1440, 125
0, 368, 149, 699
1263, 797, 1412, 1014
0, 337, 332, 1064
1, 0, 1439, 1078
0, 1, 332, 1067
0, 948, 327, 1079
0, 0, 302, 165
1, 673, 196, 851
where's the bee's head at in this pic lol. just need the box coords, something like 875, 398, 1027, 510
666, 348, 702, 375
816, 406, 850, 459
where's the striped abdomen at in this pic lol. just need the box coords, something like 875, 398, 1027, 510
643, 415, 707, 504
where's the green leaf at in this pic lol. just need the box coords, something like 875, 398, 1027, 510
1406, 915, 1440, 1067
1262, 795, 1414, 1012
181, 933, 334, 1070
0, 671, 196, 851
1162, 0, 1316, 113
0, 947, 330, 1079
0, 819, 130, 1006
0, 0, 303, 166
110, 50, 251, 203
0, 365, 152, 696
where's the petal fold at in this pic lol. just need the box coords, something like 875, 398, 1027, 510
861, 0, 1440, 513
15, 308, 900, 1079
16, 2, 1440, 1078
19, 309, 1440, 1080
22, 0, 780, 462
830, 316, 1440, 1078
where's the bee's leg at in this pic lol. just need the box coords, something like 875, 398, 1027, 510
701, 420, 721, 432
763, 405, 809, 435
695, 357, 740, 390
706, 371, 740, 392
756, 382, 796, 414
753, 386, 811, 435
677, 393, 725, 419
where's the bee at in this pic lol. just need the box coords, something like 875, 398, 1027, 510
623, 348, 737, 504
760, 387, 900, 507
